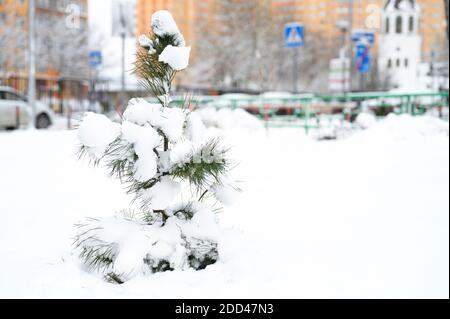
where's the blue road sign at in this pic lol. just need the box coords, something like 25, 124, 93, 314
355, 43, 371, 73
89, 51, 102, 67
285, 23, 305, 48
351, 31, 375, 45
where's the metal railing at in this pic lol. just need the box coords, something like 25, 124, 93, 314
171, 91, 449, 133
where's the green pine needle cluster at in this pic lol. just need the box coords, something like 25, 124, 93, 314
170, 139, 230, 192
105, 272, 125, 285
134, 34, 179, 103
75, 240, 117, 273
104, 139, 137, 181
77, 145, 101, 167
171, 159, 227, 193
73, 218, 117, 273
186, 237, 219, 270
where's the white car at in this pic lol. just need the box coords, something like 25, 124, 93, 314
0, 86, 54, 129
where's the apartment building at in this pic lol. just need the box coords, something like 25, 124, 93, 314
0, 0, 89, 111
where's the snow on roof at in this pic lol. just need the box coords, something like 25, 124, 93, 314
384, 0, 418, 12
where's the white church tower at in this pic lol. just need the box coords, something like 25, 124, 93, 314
378, 0, 422, 89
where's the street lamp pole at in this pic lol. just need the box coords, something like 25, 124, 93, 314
119, 2, 127, 115
121, 31, 125, 113
28, 0, 36, 129
293, 48, 299, 93
348, 0, 354, 92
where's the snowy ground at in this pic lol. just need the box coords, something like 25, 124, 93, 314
0, 114, 448, 298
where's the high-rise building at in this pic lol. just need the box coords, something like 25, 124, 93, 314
270, 0, 447, 62
270, 0, 380, 44
134, 0, 447, 91
137, 0, 195, 43
417, 0, 448, 62
0, 0, 89, 111
136, 0, 447, 62
136, 0, 217, 87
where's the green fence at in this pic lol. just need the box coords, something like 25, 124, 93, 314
171, 91, 449, 133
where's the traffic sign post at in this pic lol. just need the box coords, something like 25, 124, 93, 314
285, 23, 305, 48
351, 30, 375, 45
89, 51, 102, 113
355, 43, 371, 91
284, 23, 304, 93
352, 30, 374, 91
355, 43, 370, 74
89, 51, 102, 68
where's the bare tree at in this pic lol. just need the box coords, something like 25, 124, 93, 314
190, 0, 259, 90
190, 0, 338, 93
35, 14, 89, 80
0, 15, 27, 83
1, 8, 88, 86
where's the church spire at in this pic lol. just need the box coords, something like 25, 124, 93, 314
384, 0, 416, 10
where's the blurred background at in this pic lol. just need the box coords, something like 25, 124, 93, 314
0, 1, 449, 298
0, 0, 449, 129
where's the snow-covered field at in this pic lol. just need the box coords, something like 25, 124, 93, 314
0, 114, 448, 298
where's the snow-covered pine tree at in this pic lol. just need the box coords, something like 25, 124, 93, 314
74, 10, 239, 284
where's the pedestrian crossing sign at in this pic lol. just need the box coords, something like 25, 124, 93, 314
285, 23, 305, 48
